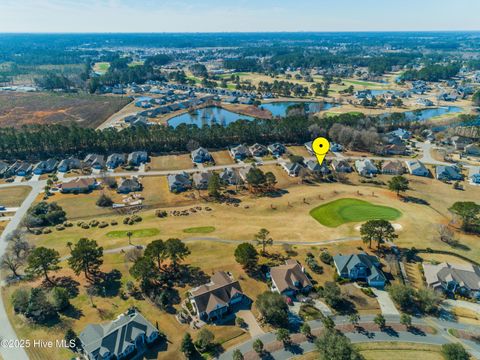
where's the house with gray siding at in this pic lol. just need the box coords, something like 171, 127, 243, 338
333, 253, 386, 288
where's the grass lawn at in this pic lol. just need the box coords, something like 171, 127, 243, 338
93, 61, 110, 74
310, 198, 402, 227
354, 342, 443, 360
105, 228, 160, 238
148, 154, 193, 171
183, 226, 216, 234
211, 150, 235, 165
0, 186, 31, 207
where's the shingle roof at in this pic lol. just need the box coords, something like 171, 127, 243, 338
333, 253, 386, 283
270, 260, 312, 293
423, 262, 480, 291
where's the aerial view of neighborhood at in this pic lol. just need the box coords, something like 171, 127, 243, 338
0, 1, 480, 360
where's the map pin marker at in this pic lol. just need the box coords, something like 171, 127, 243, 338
312, 137, 330, 166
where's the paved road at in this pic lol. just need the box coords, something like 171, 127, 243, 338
0, 181, 44, 360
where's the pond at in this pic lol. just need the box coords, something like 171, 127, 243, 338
168, 107, 255, 128
403, 106, 463, 121
260, 101, 338, 117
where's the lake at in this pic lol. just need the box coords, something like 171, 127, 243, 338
168, 107, 255, 128
260, 101, 338, 117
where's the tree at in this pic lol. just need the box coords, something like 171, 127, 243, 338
315, 328, 363, 360
323, 281, 343, 308
349, 313, 360, 327
449, 201, 480, 232
144, 239, 167, 270
180, 333, 196, 359
26, 247, 61, 284
437, 224, 458, 247
254, 228, 273, 254
11, 287, 30, 314
232, 349, 244, 360
321, 314, 336, 330
300, 322, 312, 338
472, 90, 480, 107
165, 238, 190, 269
25, 287, 57, 323
388, 283, 416, 311
360, 219, 397, 249
400, 313, 412, 329
276, 328, 291, 345
195, 328, 214, 353
441, 343, 470, 360
51, 287, 70, 311
265, 171, 277, 191
235, 316, 246, 328
129, 256, 158, 291
64, 328, 79, 350
68, 238, 103, 282
417, 288, 441, 314
207, 172, 222, 198
96, 194, 113, 207
255, 291, 289, 328
387, 175, 409, 196
126, 231, 133, 245
1, 253, 23, 277
252, 339, 264, 354
374, 314, 386, 329
234, 243, 258, 270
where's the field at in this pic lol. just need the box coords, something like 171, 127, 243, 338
148, 154, 193, 171
211, 150, 235, 165
309, 198, 402, 227
92, 62, 110, 74
0, 186, 31, 207
0, 92, 130, 128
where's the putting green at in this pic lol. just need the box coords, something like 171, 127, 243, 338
310, 198, 401, 228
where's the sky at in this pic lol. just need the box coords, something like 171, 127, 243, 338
1, 0, 479, 33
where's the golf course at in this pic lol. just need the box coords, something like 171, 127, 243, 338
310, 198, 402, 227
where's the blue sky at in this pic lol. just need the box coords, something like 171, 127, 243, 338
1, 0, 479, 32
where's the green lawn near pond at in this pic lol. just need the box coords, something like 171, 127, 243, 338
105, 228, 160, 238
310, 198, 401, 227
183, 226, 216, 234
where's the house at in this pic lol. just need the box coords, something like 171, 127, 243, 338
167, 172, 192, 193
381, 160, 404, 175
238, 166, 252, 182
377, 143, 407, 156
117, 177, 142, 194
405, 160, 429, 177
332, 159, 352, 173
436, 165, 463, 181
106, 154, 125, 169
32, 159, 58, 175
388, 128, 412, 141
333, 253, 386, 288
191, 147, 212, 163
127, 151, 148, 166
330, 142, 343, 152
269, 259, 313, 297
58, 157, 81, 173
451, 136, 472, 151
219, 168, 241, 185
423, 262, 480, 299
84, 154, 105, 170
464, 143, 480, 157
304, 141, 313, 154
7, 161, 32, 177
268, 143, 286, 156
192, 172, 212, 190
469, 167, 480, 185
79, 309, 160, 360
61, 178, 97, 193
355, 159, 378, 177
305, 159, 330, 175
230, 145, 250, 160
282, 162, 304, 177
249, 143, 268, 157
189, 271, 247, 322
416, 98, 434, 106
0, 161, 8, 177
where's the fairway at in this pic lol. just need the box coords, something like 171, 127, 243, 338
183, 226, 216, 234
105, 228, 160, 238
310, 198, 401, 227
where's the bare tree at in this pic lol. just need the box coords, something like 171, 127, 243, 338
1, 253, 23, 277
437, 224, 458, 247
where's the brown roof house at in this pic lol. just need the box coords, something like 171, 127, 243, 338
423, 262, 480, 299
381, 160, 404, 175
188, 271, 248, 322
269, 259, 313, 297
61, 178, 97, 193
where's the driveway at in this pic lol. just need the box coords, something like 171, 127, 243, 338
236, 310, 264, 338
443, 299, 480, 314
313, 299, 333, 316
371, 288, 400, 316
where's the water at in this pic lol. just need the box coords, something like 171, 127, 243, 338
403, 106, 462, 121
260, 101, 338, 117
370, 89, 398, 96
168, 106, 255, 128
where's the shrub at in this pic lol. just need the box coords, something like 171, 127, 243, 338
320, 251, 333, 265
98, 222, 109, 228
89, 220, 99, 227
42, 228, 52, 234
81, 224, 90, 229
55, 225, 65, 231
96, 194, 113, 207
110, 220, 118, 226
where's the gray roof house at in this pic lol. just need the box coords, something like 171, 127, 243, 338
469, 167, 480, 185
219, 168, 241, 185
117, 177, 142, 194
106, 153, 125, 169
304, 141, 314, 154
435, 165, 463, 181
191, 147, 212, 163
84, 154, 105, 170
332, 159, 352, 173
333, 253, 386, 288
423, 262, 480, 299
8, 161, 32, 176
405, 160, 429, 177
32, 159, 58, 175
189, 271, 247, 322
238, 166, 252, 182
355, 159, 378, 177
282, 162, 304, 177
230, 145, 251, 160
249, 143, 268, 157
268, 143, 286, 156
269, 259, 313, 297
127, 151, 148, 166
167, 172, 192, 193
58, 157, 81, 173
79, 309, 160, 360
0, 161, 8, 177
464, 143, 480, 157
192, 172, 212, 190
305, 160, 330, 174
381, 160, 404, 175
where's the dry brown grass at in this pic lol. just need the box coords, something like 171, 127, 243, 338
211, 150, 235, 166
0, 185, 31, 207
148, 155, 193, 171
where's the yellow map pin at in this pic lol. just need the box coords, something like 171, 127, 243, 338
312, 137, 330, 166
